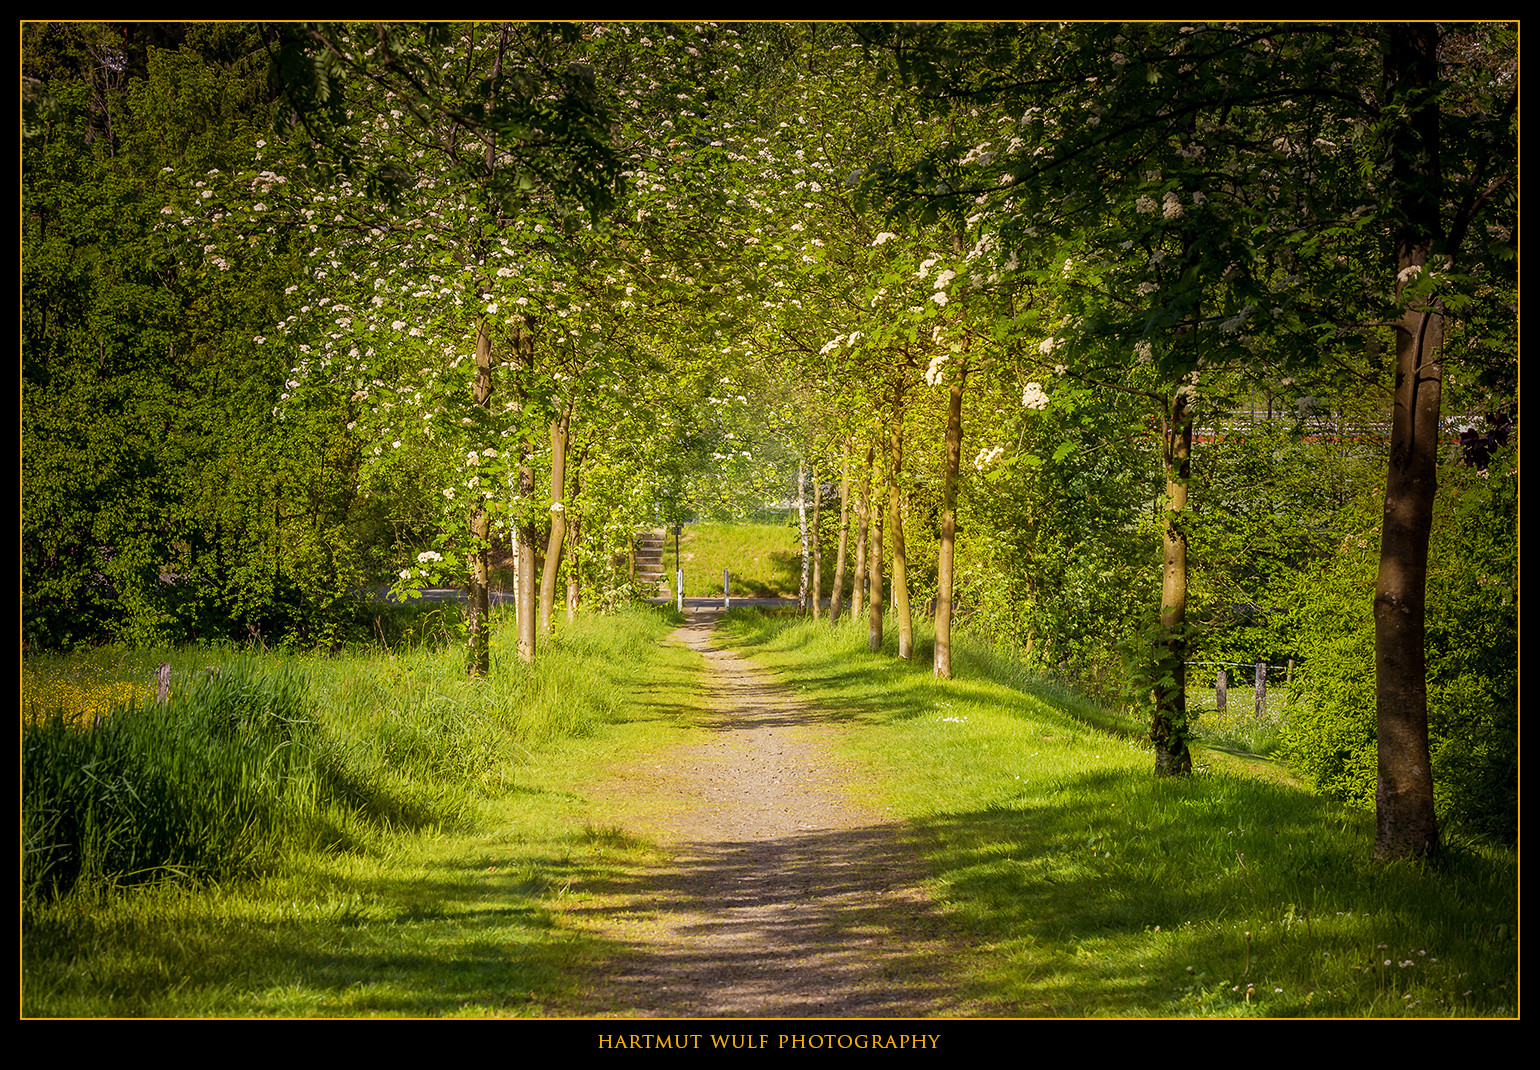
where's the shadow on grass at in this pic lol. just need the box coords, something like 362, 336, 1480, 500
709, 608, 1519, 1018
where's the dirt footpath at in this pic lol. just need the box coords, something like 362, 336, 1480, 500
561, 608, 989, 1018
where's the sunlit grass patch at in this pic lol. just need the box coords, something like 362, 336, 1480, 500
23, 661, 156, 729
719, 609, 1518, 1018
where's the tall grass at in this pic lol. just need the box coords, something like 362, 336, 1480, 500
24, 659, 324, 900
22, 605, 675, 907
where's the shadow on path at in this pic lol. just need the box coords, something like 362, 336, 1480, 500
559, 608, 992, 1018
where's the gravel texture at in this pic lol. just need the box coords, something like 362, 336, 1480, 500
561, 608, 988, 1019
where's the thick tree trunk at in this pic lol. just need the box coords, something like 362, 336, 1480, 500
466, 318, 494, 677
538, 407, 570, 639
850, 444, 873, 623
1373, 23, 1444, 859
1153, 389, 1194, 776
888, 390, 912, 660
829, 440, 850, 622
934, 364, 966, 679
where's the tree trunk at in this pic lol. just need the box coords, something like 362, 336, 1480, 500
512, 322, 537, 665
868, 447, 884, 653
466, 318, 494, 677
810, 462, 822, 617
538, 406, 570, 639
1373, 23, 1444, 859
829, 439, 850, 622
1153, 387, 1194, 776
850, 443, 873, 623
934, 361, 966, 679
566, 459, 583, 624
797, 459, 809, 613
888, 383, 912, 659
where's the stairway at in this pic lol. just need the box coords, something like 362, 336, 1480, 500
633, 530, 670, 599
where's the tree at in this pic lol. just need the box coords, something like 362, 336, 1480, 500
172, 23, 626, 674
857, 23, 1517, 836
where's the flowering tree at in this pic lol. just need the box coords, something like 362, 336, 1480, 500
168, 22, 627, 674
861, 22, 1517, 850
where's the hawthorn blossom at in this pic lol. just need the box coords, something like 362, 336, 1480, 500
974, 445, 1005, 469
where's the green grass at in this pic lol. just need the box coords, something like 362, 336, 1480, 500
676, 521, 844, 598
716, 609, 1518, 1018
22, 604, 710, 1017
23, 603, 1516, 1018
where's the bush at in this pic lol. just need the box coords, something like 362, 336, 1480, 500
1279, 452, 1517, 842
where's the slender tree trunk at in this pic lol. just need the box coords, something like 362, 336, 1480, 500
868, 447, 884, 653
850, 443, 873, 623
934, 360, 967, 679
538, 406, 570, 639
889, 384, 912, 659
465, 27, 509, 678
810, 463, 822, 617
565, 456, 583, 624
797, 459, 809, 612
1374, 23, 1443, 859
829, 439, 851, 622
1153, 388, 1194, 776
512, 322, 537, 665
466, 318, 494, 677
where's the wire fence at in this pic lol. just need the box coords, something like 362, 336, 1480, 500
1185, 659, 1297, 724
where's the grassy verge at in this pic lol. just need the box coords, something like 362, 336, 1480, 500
717, 609, 1518, 1018
22, 604, 707, 1018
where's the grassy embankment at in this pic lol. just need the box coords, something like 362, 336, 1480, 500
676, 520, 840, 599
22, 605, 707, 1018
717, 609, 1518, 1018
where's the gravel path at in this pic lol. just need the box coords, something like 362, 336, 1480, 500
561, 608, 986, 1019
